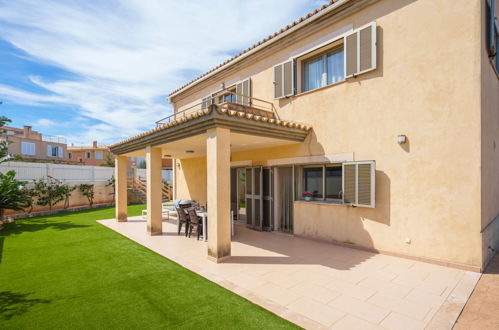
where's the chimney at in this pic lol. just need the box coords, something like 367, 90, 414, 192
93, 140, 97, 148
23, 125, 32, 137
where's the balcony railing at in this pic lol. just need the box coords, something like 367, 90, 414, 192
155, 92, 279, 127
42, 135, 67, 144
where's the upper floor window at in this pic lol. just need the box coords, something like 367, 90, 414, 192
47, 145, 63, 158
303, 47, 344, 92
86, 152, 91, 159
21, 142, 35, 155
95, 151, 103, 160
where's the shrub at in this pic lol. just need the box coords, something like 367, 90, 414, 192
79, 184, 95, 207
0, 170, 27, 219
34, 176, 65, 210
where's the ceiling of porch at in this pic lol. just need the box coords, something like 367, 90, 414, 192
123, 132, 300, 159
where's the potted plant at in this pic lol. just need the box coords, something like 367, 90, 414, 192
303, 191, 312, 201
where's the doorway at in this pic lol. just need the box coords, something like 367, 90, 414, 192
245, 167, 273, 231
276, 166, 293, 233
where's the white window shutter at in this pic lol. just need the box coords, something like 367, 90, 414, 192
31, 143, 35, 155
342, 160, 375, 208
47, 145, 51, 157
273, 64, 283, 99
236, 78, 251, 105
58, 146, 63, 158
273, 60, 295, 99
345, 22, 377, 78
21, 142, 27, 155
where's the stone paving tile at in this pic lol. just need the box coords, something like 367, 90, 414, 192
329, 315, 385, 330
368, 292, 431, 320
286, 296, 346, 327
289, 281, 341, 304
328, 294, 390, 324
380, 312, 425, 330
325, 280, 377, 301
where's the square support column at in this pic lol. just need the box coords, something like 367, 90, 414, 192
146, 145, 163, 235
115, 155, 128, 222
206, 127, 231, 262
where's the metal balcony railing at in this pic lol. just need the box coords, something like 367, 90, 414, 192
155, 91, 279, 127
42, 135, 67, 144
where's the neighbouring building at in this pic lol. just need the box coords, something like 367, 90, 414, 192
109, 0, 499, 271
68, 141, 113, 166
1, 125, 68, 161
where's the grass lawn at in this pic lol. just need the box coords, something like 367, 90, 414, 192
0, 205, 297, 329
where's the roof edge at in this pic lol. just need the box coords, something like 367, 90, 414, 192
167, 0, 351, 100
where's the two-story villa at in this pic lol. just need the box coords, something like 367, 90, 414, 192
2, 125, 68, 161
110, 0, 499, 271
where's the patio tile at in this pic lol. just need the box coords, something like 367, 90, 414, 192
404, 290, 447, 309
289, 282, 341, 304
368, 292, 431, 320
286, 296, 346, 327
225, 272, 268, 291
357, 277, 412, 299
329, 315, 385, 330
380, 312, 425, 330
325, 280, 377, 301
252, 283, 301, 306
328, 294, 390, 324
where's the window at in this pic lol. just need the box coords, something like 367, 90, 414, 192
21, 142, 35, 155
95, 151, 103, 160
295, 161, 375, 207
326, 166, 342, 199
303, 47, 344, 92
297, 164, 342, 201
86, 152, 91, 159
47, 145, 63, 158
303, 167, 323, 198
68, 152, 72, 159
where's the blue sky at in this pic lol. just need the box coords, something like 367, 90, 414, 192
0, 0, 327, 145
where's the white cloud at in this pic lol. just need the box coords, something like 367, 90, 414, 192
33, 118, 56, 128
0, 0, 323, 144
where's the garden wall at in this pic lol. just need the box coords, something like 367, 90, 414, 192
0, 161, 115, 216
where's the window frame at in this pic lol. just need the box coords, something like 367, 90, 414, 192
302, 45, 345, 93
21, 141, 36, 156
86, 152, 91, 159
95, 151, 103, 160
296, 163, 343, 203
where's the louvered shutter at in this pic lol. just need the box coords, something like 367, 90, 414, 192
273, 64, 283, 98
342, 161, 375, 208
273, 60, 294, 99
58, 146, 63, 158
236, 78, 251, 106
345, 22, 377, 78
47, 145, 51, 157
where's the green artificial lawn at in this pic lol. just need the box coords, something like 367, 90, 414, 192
0, 205, 297, 329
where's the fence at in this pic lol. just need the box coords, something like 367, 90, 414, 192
0, 161, 114, 182
136, 168, 172, 184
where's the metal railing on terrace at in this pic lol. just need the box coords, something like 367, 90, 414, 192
42, 135, 67, 144
155, 91, 279, 127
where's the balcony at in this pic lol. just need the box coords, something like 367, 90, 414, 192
156, 91, 279, 127
42, 135, 67, 144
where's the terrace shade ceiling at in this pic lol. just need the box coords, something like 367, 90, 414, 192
110, 105, 311, 157
123, 133, 301, 159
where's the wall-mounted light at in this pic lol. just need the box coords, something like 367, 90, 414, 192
220, 82, 225, 90
397, 135, 407, 144
164, 154, 171, 157
186, 150, 194, 154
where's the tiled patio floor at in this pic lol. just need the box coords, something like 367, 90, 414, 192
98, 217, 480, 329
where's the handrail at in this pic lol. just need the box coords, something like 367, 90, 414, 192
155, 91, 279, 127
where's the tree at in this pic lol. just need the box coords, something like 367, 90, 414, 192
34, 176, 65, 210
21, 185, 39, 215
100, 153, 115, 167
137, 159, 146, 169
0, 170, 27, 219
60, 183, 77, 209
79, 184, 95, 207
106, 175, 115, 202
0, 115, 12, 164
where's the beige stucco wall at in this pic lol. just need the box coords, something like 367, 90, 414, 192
480, 0, 499, 268
6, 135, 68, 161
171, 0, 487, 267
